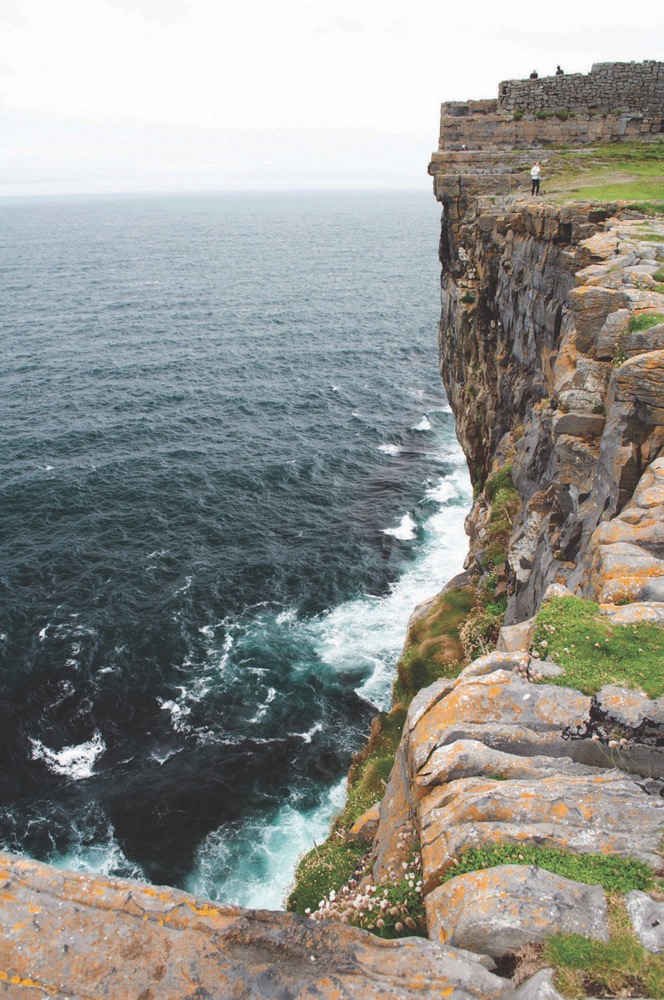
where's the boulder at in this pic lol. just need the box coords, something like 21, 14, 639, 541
409, 672, 591, 774
512, 968, 566, 1000
349, 803, 381, 842
625, 890, 664, 953
426, 865, 608, 958
552, 412, 606, 438
601, 601, 664, 624
497, 619, 536, 653
595, 684, 664, 730
415, 740, 597, 793
567, 285, 627, 352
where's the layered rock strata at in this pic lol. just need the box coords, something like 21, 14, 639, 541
370, 648, 664, 959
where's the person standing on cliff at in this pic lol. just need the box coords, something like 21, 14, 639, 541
530, 161, 541, 196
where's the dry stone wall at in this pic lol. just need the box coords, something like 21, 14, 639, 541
437, 61, 664, 150
498, 61, 664, 114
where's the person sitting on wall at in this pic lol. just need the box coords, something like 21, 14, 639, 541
530, 69, 538, 79
556, 65, 564, 75
530, 161, 541, 196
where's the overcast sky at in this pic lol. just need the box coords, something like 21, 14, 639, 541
1, 0, 662, 196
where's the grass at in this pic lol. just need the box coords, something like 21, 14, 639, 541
629, 312, 664, 332
308, 850, 427, 940
482, 465, 521, 571
532, 596, 664, 697
544, 141, 664, 207
444, 844, 654, 894
545, 896, 664, 999
394, 586, 475, 704
331, 705, 407, 835
286, 838, 367, 915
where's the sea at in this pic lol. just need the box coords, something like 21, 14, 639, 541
0, 189, 471, 908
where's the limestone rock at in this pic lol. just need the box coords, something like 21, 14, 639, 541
595, 684, 664, 730
567, 285, 627, 352
625, 890, 664, 953
601, 601, 664, 624
409, 672, 591, 774
552, 412, 606, 438
595, 308, 631, 359
512, 969, 566, 1000
426, 865, 608, 958
418, 770, 664, 890
496, 618, 536, 653
349, 803, 381, 842
372, 740, 417, 881
590, 458, 664, 603
456, 650, 530, 681
415, 740, 597, 793
0, 852, 510, 1000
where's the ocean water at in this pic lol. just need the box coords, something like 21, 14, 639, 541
0, 190, 471, 907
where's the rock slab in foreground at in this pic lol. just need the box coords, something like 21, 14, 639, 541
426, 865, 608, 959
0, 852, 510, 1000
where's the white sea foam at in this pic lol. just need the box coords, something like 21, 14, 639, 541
275, 608, 297, 625
311, 464, 471, 712
29, 731, 106, 780
186, 777, 348, 909
157, 694, 192, 734
150, 748, 182, 766
412, 415, 432, 431
52, 826, 143, 881
378, 443, 402, 456
425, 479, 459, 503
383, 512, 417, 541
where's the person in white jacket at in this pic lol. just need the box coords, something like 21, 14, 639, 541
530, 161, 541, 196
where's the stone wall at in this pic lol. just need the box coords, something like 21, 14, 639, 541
437, 61, 664, 151
498, 61, 664, 114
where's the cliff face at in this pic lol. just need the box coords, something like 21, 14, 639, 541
436, 191, 664, 622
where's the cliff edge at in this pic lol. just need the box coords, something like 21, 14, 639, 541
1, 63, 663, 998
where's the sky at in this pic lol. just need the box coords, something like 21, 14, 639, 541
0, 0, 662, 196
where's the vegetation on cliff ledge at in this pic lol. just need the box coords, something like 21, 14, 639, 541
532, 596, 664, 698
546, 896, 664, 999
394, 586, 474, 704
445, 844, 654, 895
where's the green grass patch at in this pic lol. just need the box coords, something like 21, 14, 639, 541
544, 140, 664, 205
482, 466, 520, 571
445, 844, 654, 894
627, 201, 664, 217
629, 312, 664, 332
570, 178, 664, 202
394, 586, 475, 704
546, 897, 664, 999
286, 838, 368, 915
532, 596, 664, 697
331, 705, 407, 835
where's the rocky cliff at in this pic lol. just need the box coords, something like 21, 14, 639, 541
358, 61, 664, 997
1, 64, 663, 999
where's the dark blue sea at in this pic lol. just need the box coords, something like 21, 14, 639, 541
0, 190, 470, 906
